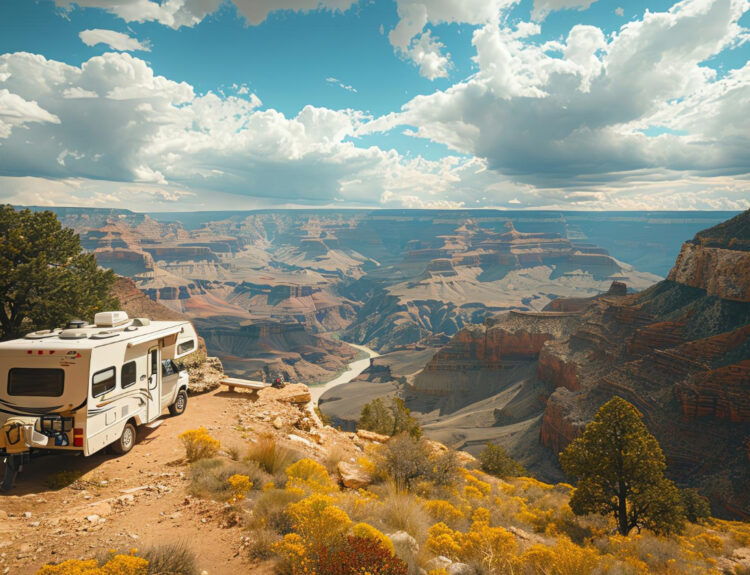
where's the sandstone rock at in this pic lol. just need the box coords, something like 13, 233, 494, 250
389, 531, 418, 566
668, 243, 750, 302
448, 563, 473, 575
356, 429, 390, 443
272, 417, 284, 430
337, 461, 372, 489
188, 356, 224, 393
259, 384, 311, 404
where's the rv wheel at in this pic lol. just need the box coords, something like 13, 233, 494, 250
169, 390, 188, 416
111, 422, 136, 455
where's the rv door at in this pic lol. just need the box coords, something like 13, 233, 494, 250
146, 347, 161, 422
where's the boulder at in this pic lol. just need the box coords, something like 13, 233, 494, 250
337, 461, 372, 489
260, 384, 311, 404
425, 556, 452, 571
447, 563, 473, 575
389, 531, 419, 566
357, 429, 390, 443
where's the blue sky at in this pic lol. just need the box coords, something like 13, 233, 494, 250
0, 0, 749, 211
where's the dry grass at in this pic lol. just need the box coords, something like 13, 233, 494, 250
189, 458, 271, 501
245, 527, 282, 561
247, 487, 305, 534
142, 542, 198, 575
374, 485, 431, 544
245, 435, 301, 476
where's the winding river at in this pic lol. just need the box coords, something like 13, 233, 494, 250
308, 342, 379, 407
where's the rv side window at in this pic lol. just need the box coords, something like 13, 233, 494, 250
177, 339, 195, 355
121, 361, 137, 389
8, 368, 64, 397
92, 367, 116, 397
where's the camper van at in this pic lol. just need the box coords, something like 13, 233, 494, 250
0, 311, 198, 490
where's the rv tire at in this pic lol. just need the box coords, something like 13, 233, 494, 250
169, 390, 188, 416
111, 422, 137, 455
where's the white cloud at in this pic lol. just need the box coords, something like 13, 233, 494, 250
55, 0, 357, 29
79, 29, 151, 51
376, 0, 750, 195
326, 77, 357, 93
0, 89, 60, 139
531, 0, 599, 21
405, 30, 451, 80
615, 6, 624, 16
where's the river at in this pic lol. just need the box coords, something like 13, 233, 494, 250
308, 342, 379, 407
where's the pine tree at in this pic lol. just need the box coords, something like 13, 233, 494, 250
559, 396, 686, 536
0, 206, 118, 340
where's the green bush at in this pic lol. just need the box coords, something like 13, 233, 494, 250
359, 398, 421, 439
478, 442, 525, 478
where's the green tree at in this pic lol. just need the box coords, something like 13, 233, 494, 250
559, 396, 685, 536
0, 206, 118, 340
358, 397, 421, 439
478, 442, 525, 478
680, 488, 711, 524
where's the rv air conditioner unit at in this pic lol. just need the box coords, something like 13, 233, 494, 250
94, 311, 130, 327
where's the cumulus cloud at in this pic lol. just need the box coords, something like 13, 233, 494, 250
55, 0, 357, 28
375, 0, 750, 197
0, 89, 60, 139
0, 51, 511, 210
531, 0, 599, 21
79, 29, 151, 51
326, 77, 357, 93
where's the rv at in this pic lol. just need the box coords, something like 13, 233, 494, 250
0, 311, 198, 490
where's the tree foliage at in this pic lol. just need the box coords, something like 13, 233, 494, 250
0, 206, 117, 340
358, 397, 422, 439
559, 396, 685, 536
478, 442, 526, 479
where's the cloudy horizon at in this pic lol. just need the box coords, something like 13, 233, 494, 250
1, 0, 749, 212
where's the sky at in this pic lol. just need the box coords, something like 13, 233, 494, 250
0, 0, 749, 212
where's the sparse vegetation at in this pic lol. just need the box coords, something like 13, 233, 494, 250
179, 427, 220, 462
245, 434, 301, 476
358, 397, 422, 439
478, 442, 525, 478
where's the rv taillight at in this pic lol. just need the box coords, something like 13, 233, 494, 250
73, 428, 84, 447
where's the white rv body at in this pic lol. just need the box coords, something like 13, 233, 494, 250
0, 313, 198, 457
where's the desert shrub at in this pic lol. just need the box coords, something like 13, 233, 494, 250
375, 487, 431, 542
680, 488, 711, 524
318, 536, 408, 575
424, 500, 465, 527
189, 458, 268, 500
352, 522, 395, 555
179, 427, 220, 462
426, 508, 517, 573
285, 458, 334, 492
36, 553, 148, 575
286, 494, 352, 550
141, 542, 198, 575
226, 444, 242, 461
359, 397, 422, 439
228, 474, 253, 501
517, 537, 599, 575
246, 527, 282, 561
324, 444, 349, 473
246, 434, 300, 475
478, 442, 525, 478
250, 487, 304, 533
379, 433, 441, 490
429, 449, 461, 487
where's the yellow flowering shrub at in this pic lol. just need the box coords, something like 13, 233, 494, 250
36, 554, 148, 575
227, 473, 252, 501
352, 522, 394, 555
426, 508, 517, 572
286, 458, 335, 492
273, 533, 317, 575
286, 494, 352, 549
178, 427, 220, 462
424, 499, 464, 525
517, 537, 599, 575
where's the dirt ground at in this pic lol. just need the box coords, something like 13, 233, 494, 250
0, 388, 290, 575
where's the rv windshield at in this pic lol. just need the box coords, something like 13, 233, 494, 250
8, 368, 65, 397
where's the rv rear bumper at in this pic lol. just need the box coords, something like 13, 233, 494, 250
0, 417, 51, 454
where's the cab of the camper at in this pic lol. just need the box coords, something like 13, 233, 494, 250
0, 312, 198, 459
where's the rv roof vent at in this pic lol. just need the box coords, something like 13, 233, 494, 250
94, 311, 129, 328
66, 319, 87, 329
125, 326, 139, 332
132, 318, 151, 327
91, 331, 120, 340
59, 329, 89, 340
24, 330, 58, 340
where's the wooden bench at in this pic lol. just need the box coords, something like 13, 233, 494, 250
220, 377, 269, 393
